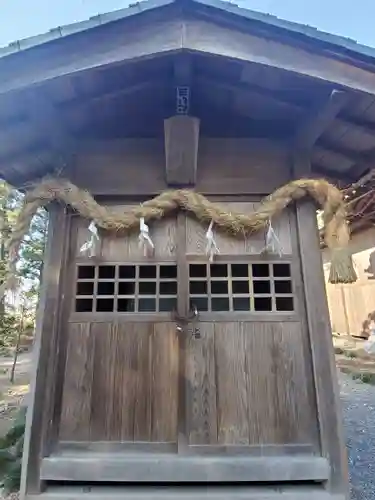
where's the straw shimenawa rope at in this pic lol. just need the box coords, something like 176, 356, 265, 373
0, 176, 356, 299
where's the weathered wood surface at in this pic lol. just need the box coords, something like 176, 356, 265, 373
21, 206, 70, 496
40, 454, 330, 482
294, 152, 349, 495
185, 321, 316, 447
26, 486, 347, 500
296, 200, 349, 495
59, 322, 178, 442
293, 90, 349, 149
2, 11, 375, 95
70, 139, 290, 195
60, 206, 317, 451
59, 318, 316, 448
185, 201, 292, 255
74, 204, 177, 261
323, 225, 375, 336
164, 115, 200, 186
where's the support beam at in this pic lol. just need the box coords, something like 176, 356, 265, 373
197, 76, 303, 116
164, 115, 200, 186
292, 151, 349, 496
164, 55, 200, 186
21, 206, 71, 496
293, 90, 349, 149
310, 164, 355, 184
196, 77, 366, 162
347, 147, 375, 181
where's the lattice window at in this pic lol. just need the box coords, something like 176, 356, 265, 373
75, 264, 177, 313
189, 263, 294, 313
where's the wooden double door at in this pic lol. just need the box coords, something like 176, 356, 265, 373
52, 204, 325, 483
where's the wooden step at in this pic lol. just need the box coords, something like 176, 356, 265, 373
26, 486, 346, 500
40, 454, 330, 483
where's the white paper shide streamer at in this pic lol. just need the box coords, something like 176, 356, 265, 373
139, 217, 155, 257
262, 219, 283, 257
80, 221, 100, 258
205, 220, 220, 262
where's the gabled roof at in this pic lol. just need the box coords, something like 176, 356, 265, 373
1, 0, 375, 64
1, 0, 375, 187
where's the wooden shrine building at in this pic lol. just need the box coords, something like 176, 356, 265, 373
4, 0, 375, 498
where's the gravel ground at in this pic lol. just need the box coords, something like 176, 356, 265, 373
340, 371, 375, 500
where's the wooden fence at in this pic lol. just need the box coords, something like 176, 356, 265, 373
323, 226, 375, 337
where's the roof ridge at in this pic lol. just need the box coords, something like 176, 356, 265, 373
0, 0, 374, 63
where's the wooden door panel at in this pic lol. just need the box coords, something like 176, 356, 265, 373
59, 323, 94, 441
215, 323, 249, 445
151, 323, 179, 442
59, 321, 178, 443
89, 322, 152, 441
244, 322, 314, 445
185, 323, 217, 445
185, 321, 318, 449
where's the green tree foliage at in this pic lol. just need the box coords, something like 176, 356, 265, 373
0, 406, 26, 493
0, 182, 22, 313
0, 181, 47, 493
0, 180, 48, 349
18, 208, 48, 301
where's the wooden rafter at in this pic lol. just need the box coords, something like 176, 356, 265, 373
293, 90, 349, 149
347, 147, 375, 181
195, 76, 373, 162
3, 13, 375, 96
311, 164, 355, 183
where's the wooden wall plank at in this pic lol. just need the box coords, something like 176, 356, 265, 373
108, 323, 126, 441
244, 322, 315, 446
75, 207, 177, 261
151, 323, 179, 442
71, 139, 290, 196
342, 284, 375, 337
186, 202, 292, 255
196, 139, 290, 195
214, 322, 249, 444
186, 323, 217, 445
132, 324, 153, 441
323, 226, 375, 336
71, 139, 166, 196
244, 322, 279, 444
324, 283, 349, 335
59, 322, 154, 442
273, 323, 314, 444
90, 323, 118, 440
59, 323, 95, 441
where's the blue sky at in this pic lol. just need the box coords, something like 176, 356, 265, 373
0, 0, 374, 48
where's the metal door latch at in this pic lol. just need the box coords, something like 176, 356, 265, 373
173, 304, 201, 339
191, 327, 201, 339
